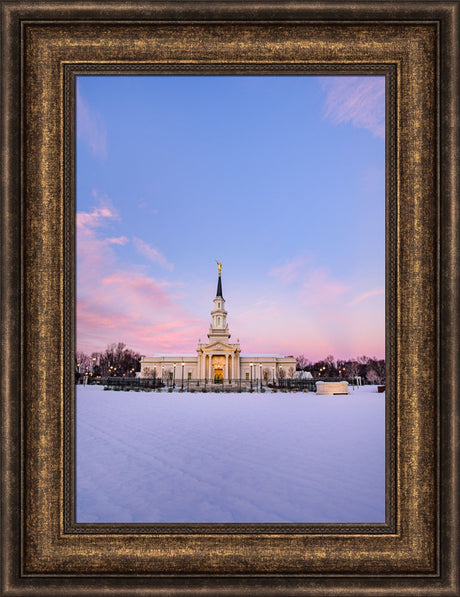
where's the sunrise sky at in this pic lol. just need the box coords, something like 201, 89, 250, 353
76, 75, 385, 361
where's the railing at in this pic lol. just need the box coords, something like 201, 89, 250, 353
97, 376, 369, 392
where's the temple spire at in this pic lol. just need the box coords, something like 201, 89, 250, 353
208, 261, 230, 341
216, 261, 223, 298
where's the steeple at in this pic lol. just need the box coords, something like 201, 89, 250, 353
216, 274, 223, 299
208, 262, 230, 342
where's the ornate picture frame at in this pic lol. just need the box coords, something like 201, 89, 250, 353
1, 1, 458, 595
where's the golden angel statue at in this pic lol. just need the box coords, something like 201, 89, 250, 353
216, 260, 222, 275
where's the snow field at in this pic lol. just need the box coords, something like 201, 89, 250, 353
76, 385, 385, 523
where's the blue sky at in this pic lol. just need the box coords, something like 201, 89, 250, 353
77, 75, 385, 360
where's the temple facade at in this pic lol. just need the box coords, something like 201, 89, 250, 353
140, 266, 296, 384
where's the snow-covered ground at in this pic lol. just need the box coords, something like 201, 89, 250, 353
76, 385, 385, 524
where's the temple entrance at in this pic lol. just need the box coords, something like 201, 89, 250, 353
212, 355, 226, 383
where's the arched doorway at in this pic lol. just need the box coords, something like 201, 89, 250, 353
212, 355, 225, 383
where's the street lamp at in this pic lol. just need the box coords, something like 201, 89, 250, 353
259, 364, 262, 391
272, 366, 275, 385
250, 362, 253, 390
161, 365, 164, 384
153, 366, 157, 388
173, 363, 176, 388
181, 362, 185, 390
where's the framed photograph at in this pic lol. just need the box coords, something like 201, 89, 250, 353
74, 71, 389, 529
1, 1, 458, 595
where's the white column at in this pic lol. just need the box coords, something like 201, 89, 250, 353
225, 354, 229, 380
209, 355, 212, 379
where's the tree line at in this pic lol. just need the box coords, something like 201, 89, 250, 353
295, 354, 385, 384
75, 343, 385, 384
76, 342, 141, 379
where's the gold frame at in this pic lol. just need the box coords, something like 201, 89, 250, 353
1, 1, 458, 595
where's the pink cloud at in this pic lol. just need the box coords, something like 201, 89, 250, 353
105, 236, 129, 245
299, 268, 349, 307
322, 77, 385, 138
349, 288, 384, 306
77, 199, 203, 355
77, 290, 203, 356
133, 237, 174, 272
269, 256, 307, 283
78, 268, 205, 355
77, 193, 120, 232
232, 262, 382, 359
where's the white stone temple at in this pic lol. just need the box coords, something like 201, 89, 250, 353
140, 264, 296, 384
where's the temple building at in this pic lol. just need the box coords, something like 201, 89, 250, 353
140, 265, 296, 385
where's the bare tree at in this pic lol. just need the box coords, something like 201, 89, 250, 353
336, 359, 347, 378
347, 360, 360, 378
357, 355, 370, 365
142, 367, 156, 379
366, 369, 379, 384
356, 355, 371, 378
369, 357, 385, 383
99, 342, 141, 377
75, 351, 91, 373
296, 354, 309, 370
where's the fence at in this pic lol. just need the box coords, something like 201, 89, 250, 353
97, 376, 366, 392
